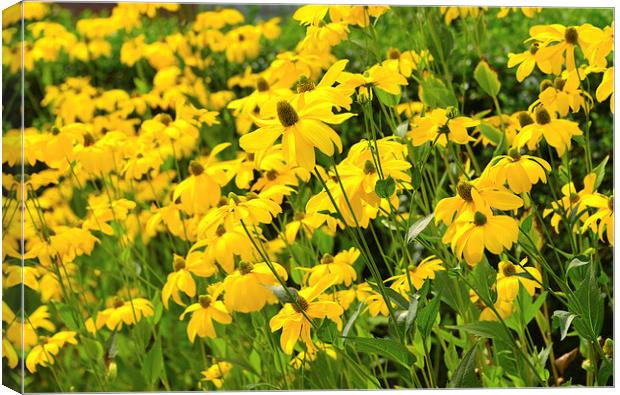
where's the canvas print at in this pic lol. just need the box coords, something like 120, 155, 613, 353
1, 2, 614, 392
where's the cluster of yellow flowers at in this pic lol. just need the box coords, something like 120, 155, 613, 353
1, 3, 614, 390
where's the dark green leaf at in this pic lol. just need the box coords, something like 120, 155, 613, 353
346, 337, 412, 368
457, 321, 513, 347
375, 176, 396, 198
416, 295, 441, 339
142, 338, 163, 385
448, 342, 482, 388
592, 155, 609, 189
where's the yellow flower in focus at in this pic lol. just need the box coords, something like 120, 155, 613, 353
223, 261, 288, 313
303, 248, 360, 287
596, 67, 614, 112
180, 286, 232, 343
408, 107, 480, 147
487, 149, 551, 194
240, 99, 353, 170
162, 253, 217, 309
496, 258, 542, 302
25, 331, 77, 373
507, 42, 552, 82
581, 193, 614, 245
445, 211, 519, 266
86, 298, 154, 333
515, 106, 583, 156
544, 173, 597, 233
270, 276, 344, 354
388, 256, 445, 295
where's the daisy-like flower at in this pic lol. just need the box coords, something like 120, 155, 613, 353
487, 148, 551, 194
173, 143, 231, 215
581, 193, 613, 245
530, 24, 586, 71
434, 177, 523, 226
201, 362, 233, 389
507, 42, 552, 82
180, 285, 232, 342
240, 99, 354, 170
25, 331, 78, 373
223, 261, 288, 313
291, 59, 355, 111
445, 210, 519, 266
387, 256, 445, 295
302, 248, 360, 287
544, 173, 597, 233
86, 297, 154, 333
162, 252, 217, 309
596, 67, 614, 112
269, 276, 344, 354
496, 258, 542, 302
514, 106, 583, 156
407, 107, 480, 147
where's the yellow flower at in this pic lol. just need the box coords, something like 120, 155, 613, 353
434, 177, 523, 226
173, 143, 231, 214
536, 75, 589, 117
162, 252, 217, 309
25, 331, 77, 373
269, 276, 344, 354
290, 341, 337, 369
356, 282, 391, 317
580, 23, 613, 68
3, 337, 18, 369
507, 42, 553, 82
596, 67, 614, 112
544, 173, 597, 233
487, 149, 551, 194
581, 193, 614, 245
291, 59, 355, 111
515, 106, 583, 156
303, 248, 360, 287
223, 261, 288, 313
530, 24, 586, 71
445, 210, 519, 266
201, 361, 233, 389
6, 305, 55, 350
191, 224, 255, 274
86, 297, 154, 333
180, 286, 232, 343
382, 48, 432, 78
387, 256, 445, 294
496, 258, 542, 302
408, 108, 480, 147
240, 99, 353, 170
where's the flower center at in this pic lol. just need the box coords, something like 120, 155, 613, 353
83, 133, 96, 147
517, 112, 534, 128
363, 160, 376, 175
189, 160, 204, 176
238, 33, 245, 42
501, 263, 516, 277
276, 101, 299, 127
159, 113, 173, 126
529, 42, 540, 55
569, 193, 580, 204
217, 197, 228, 207
609, 196, 614, 211
51, 126, 60, 135
238, 261, 254, 275
554, 77, 566, 91
321, 253, 334, 264
265, 169, 278, 181
535, 107, 551, 125
228, 192, 241, 204
293, 212, 305, 221
216, 224, 226, 237
113, 298, 125, 308
473, 211, 487, 226
247, 152, 255, 161
445, 106, 458, 119
508, 147, 522, 161
256, 77, 269, 92
199, 295, 212, 308
293, 296, 309, 312
565, 27, 578, 45
388, 48, 401, 59
173, 256, 186, 271
296, 76, 316, 93
457, 182, 474, 202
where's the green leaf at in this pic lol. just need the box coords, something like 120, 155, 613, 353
375, 176, 396, 198
82, 337, 104, 361
569, 262, 604, 341
478, 123, 503, 146
597, 358, 613, 386
592, 155, 609, 189
346, 337, 413, 368
552, 310, 577, 340
474, 60, 501, 97
374, 87, 401, 107
469, 260, 496, 305
448, 343, 482, 388
53, 303, 80, 331
142, 338, 164, 385
420, 76, 458, 108
403, 296, 420, 336
416, 295, 441, 339
342, 301, 365, 339
457, 321, 512, 347
406, 214, 434, 243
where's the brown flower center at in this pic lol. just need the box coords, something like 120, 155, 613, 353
189, 160, 204, 176
173, 256, 186, 271
473, 211, 487, 226
501, 263, 516, 277
113, 298, 125, 308
457, 182, 474, 202
256, 77, 269, 92
199, 295, 212, 308
554, 77, 566, 91
159, 113, 173, 126
363, 160, 376, 175
535, 107, 551, 125
276, 101, 299, 127
529, 42, 540, 55
293, 296, 309, 312
321, 253, 334, 264
296, 76, 316, 93
265, 169, 278, 181
508, 147, 522, 161
517, 112, 534, 128
388, 48, 401, 59
565, 27, 578, 45
238, 261, 254, 275
216, 224, 226, 237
